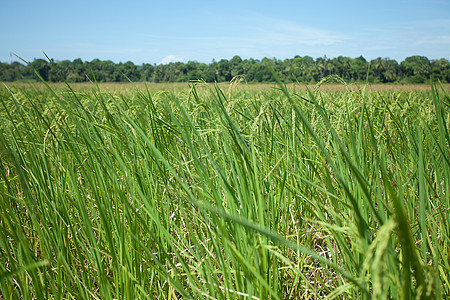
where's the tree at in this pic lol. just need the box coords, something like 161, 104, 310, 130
349, 56, 368, 81
30, 59, 50, 81
217, 59, 231, 82
0, 55, 445, 84
229, 55, 244, 78
381, 58, 400, 83
0, 61, 25, 81
316, 56, 327, 79
331, 56, 352, 81
400, 56, 431, 83
370, 57, 385, 82
430, 58, 449, 82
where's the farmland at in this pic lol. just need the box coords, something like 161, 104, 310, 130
0, 78, 449, 299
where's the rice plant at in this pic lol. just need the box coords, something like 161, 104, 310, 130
0, 74, 448, 299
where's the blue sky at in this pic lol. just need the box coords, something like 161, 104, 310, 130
1, 0, 449, 64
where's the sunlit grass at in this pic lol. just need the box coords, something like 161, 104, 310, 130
0, 76, 448, 299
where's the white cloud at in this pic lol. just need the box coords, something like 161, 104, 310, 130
237, 14, 348, 46
192, 15, 350, 60
261, 23, 347, 46
160, 54, 184, 64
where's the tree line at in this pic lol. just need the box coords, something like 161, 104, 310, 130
1, 55, 449, 84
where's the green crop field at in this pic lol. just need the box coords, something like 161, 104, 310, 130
0, 76, 449, 299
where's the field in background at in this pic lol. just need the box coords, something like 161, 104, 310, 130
4, 81, 450, 94
0, 78, 448, 299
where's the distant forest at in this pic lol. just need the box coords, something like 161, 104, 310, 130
1, 55, 449, 84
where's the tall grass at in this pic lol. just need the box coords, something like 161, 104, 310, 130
0, 75, 448, 299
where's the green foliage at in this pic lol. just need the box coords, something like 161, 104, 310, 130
0, 76, 448, 298
1, 55, 450, 83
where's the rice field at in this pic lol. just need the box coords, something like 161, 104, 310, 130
0, 77, 449, 299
